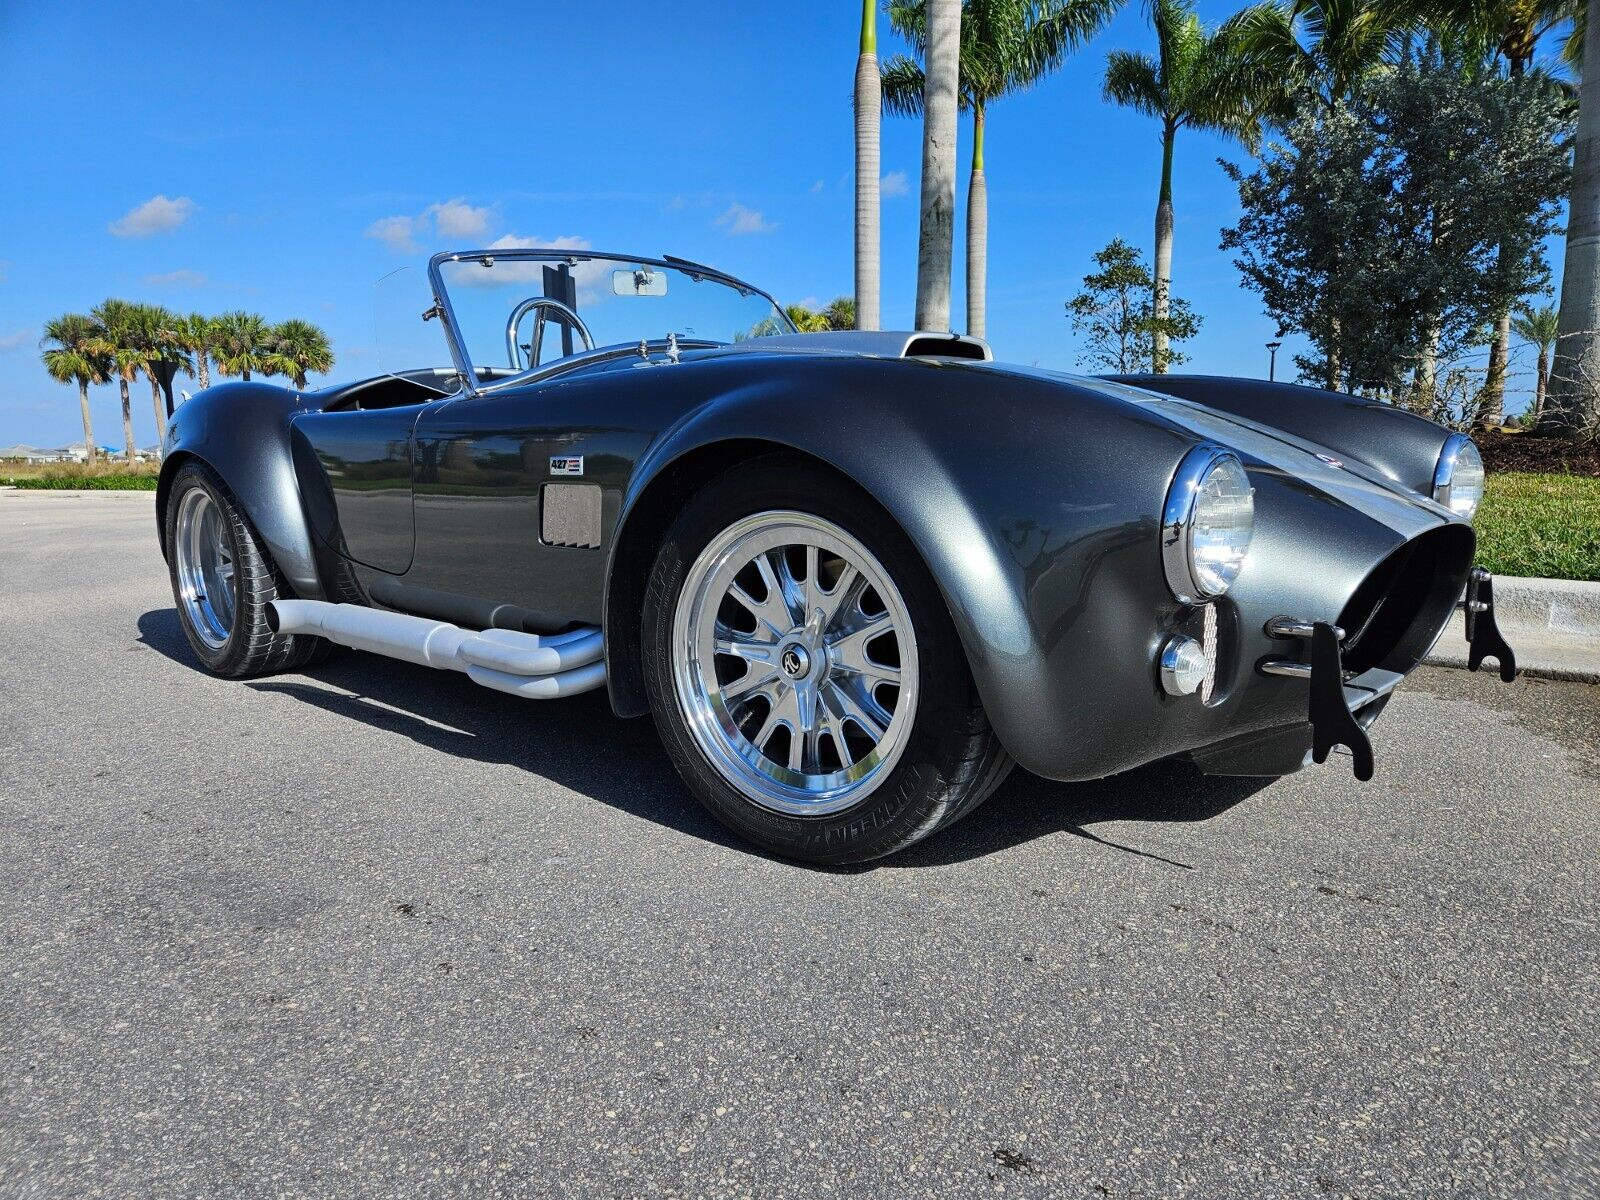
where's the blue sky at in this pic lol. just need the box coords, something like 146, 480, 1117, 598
0, 1, 1564, 448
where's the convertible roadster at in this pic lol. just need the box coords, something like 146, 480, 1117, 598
157, 248, 1515, 863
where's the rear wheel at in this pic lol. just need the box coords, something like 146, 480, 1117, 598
166, 461, 330, 677
642, 457, 1012, 864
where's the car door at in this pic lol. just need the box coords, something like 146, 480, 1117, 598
289, 403, 425, 575
401, 373, 654, 627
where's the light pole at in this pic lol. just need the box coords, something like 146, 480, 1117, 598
1266, 340, 1282, 382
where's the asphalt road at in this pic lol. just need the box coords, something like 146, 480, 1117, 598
2, 490, 1597, 1199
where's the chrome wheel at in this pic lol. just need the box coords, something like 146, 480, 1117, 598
671, 510, 919, 816
174, 487, 237, 650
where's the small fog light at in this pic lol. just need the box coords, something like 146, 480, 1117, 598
1160, 635, 1209, 697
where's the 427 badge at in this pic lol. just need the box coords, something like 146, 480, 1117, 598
549, 456, 584, 476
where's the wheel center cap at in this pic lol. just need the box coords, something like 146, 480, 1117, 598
780, 644, 811, 680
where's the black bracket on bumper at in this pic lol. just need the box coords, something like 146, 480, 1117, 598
1464, 567, 1518, 682
1307, 622, 1376, 782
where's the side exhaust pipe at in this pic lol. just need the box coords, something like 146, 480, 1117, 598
267, 599, 605, 699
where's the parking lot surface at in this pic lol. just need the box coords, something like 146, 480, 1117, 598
2, 491, 1597, 1198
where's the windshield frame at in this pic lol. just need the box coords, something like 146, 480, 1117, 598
425, 248, 793, 398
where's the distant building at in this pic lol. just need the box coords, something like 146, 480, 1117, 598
0, 444, 70, 463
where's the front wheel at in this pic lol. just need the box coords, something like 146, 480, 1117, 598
641, 457, 1012, 864
165, 461, 330, 677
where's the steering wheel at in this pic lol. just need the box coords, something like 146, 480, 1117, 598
506, 297, 595, 369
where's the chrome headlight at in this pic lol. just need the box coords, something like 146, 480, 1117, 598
1432, 434, 1485, 519
1161, 446, 1255, 604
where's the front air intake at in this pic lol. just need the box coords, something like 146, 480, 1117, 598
1337, 524, 1475, 674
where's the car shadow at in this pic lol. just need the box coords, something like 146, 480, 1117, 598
138, 609, 1272, 870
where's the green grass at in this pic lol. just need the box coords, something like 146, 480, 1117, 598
1474, 472, 1600, 582
1, 460, 160, 490
3, 472, 159, 490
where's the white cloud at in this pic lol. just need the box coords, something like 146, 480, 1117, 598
810, 179, 825, 194
450, 234, 597, 288
0, 327, 33, 349
428, 198, 492, 239
108, 195, 197, 238
366, 214, 420, 254
145, 269, 208, 288
715, 202, 775, 236
881, 170, 910, 198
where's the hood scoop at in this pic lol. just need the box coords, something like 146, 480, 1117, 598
729, 330, 993, 362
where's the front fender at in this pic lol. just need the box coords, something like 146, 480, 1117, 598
158, 383, 324, 600
605, 357, 1199, 775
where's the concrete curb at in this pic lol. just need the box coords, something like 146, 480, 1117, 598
0, 487, 156, 499
1425, 575, 1600, 684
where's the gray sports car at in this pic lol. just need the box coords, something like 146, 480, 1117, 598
156, 247, 1515, 863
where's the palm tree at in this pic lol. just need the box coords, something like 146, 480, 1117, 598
267, 318, 335, 389
884, 0, 1120, 339
88, 299, 145, 463
1231, 0, 1416, 110
40, 314, 110, 463
1105, 0, 1272, 370
210, 311, 271, 381
785, 303, 833, 332
1427, 0, 1580, 427
131, 304, 189, 442
1513, 303, 1560, 423
915, 0, 963, 332
856, 0, 883, 331
175, 313, 215, 391
823, 296, 858, 330
1551, 1, 1600, 436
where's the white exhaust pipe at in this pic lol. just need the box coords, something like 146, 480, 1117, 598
267, 599, 605, 699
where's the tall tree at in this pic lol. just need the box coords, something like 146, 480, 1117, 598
914, 0, 962, 331
1104, 0, 1273, 370
88, 299, 145, 462
1066, 237, 1202, 370
40, 314, 110, 463
1233, 0, 1416, 110
1430, 0, 1583, 425
1221, 54, 1568, 394
885, 0, 1121, 339
855, 0, 883, 331
210, 311, 271, 382
267, 319, 335, 389
175, 312, 215, 391
130, 304, 189, 442
1513, 303, 1560, 422
1548, 0, 1600, 436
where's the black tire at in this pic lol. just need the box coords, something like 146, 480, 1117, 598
641, 456, 1013, 865
164, 460, 331, 678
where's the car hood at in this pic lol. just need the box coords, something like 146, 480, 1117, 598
986, 364, 1458, 537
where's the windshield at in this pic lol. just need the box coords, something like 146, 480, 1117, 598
432, 250, 792, 387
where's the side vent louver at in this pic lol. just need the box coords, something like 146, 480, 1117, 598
541, 483, 603, 549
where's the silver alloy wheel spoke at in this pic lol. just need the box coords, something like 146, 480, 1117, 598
671, 511, 920, 817
174, 488, 237, 651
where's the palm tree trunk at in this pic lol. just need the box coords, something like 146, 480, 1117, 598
966, 103, 988, 341
148, 376, 168, 442
854, 0, 881, 332
242, 369, 251, 382
197, 353, 211, 391
1534, 345, 1550, 422
77, 379, 96, 463
1153, 119, 1177, 373
1326, 317, 1342, 391
1549, 0, 1600, 437
119, 378, 135, 463
914, 0, 961, 332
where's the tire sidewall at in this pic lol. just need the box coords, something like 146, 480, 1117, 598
642, 458, 977, 864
